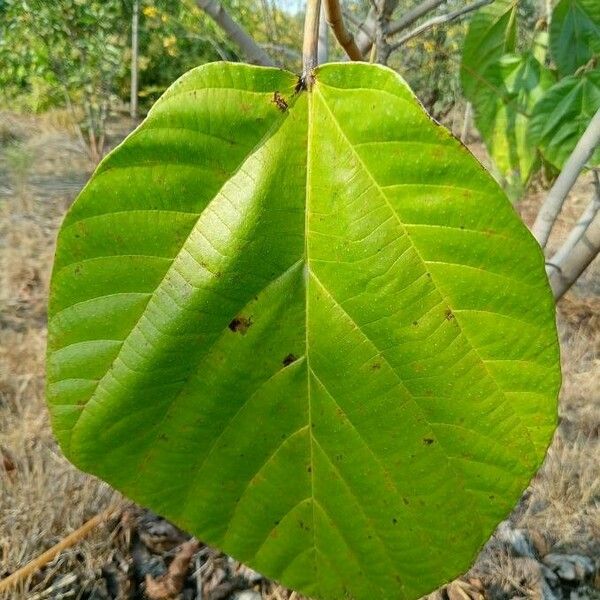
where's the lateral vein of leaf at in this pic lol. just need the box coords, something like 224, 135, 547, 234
428, 422, 531, 470
309, 271, 462, 479
221, 425, 311, 542
249, 497, 313, 563
63, 208, 202, 231
314, 84, 538, 459
84, 158, 230, 186
315, 80, 414, 107
424, 260, 541, 288
380, 182, 489, 196
52, 254, 172, 280
177, 354, 307, 519
311, 499, 391, 597
49, 292, 152, 330
309, 368, 419, 589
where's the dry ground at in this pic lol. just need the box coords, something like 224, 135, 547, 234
0, 111, 598, 600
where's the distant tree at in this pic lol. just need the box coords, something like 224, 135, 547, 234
0, 0, 127, 162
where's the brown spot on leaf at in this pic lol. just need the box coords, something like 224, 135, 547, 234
282, 353, 297, 366
445, 309, 454, 321
423, 437, 434, 446
371, 362, 381, 370
228, 316, 252, 335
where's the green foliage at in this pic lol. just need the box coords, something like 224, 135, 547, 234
549, 0, 600, 76
461, 0, 534, 196
461, 0, 600, 199
460, 0, 517, 102
0, 0, 125, 106
396, 24, 465, 120
47, 62, 560, 600
469, 52, 553, 199
125, 0, 219, 106
529, 68, 600, 168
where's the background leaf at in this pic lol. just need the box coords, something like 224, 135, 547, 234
549, 0, 600, 76
47, 62, 560, 600
467, 53, 554, 199
460, 0, 517, 102
528, 68, 600, 169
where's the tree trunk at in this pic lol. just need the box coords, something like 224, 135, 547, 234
532, 107, 600, 248
130, 0, 139, 121
196, 0, 275, 66
318, 3, 329, 64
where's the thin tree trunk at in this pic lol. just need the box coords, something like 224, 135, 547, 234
196, 0, 275, 66
355, 6, 379, 56
461, 102, 472, 143
323, 0, 362, 60
318, 3, 329, 64
130, 0, 139, 121
302, 0, 323, 85
532, 107, 600, 248
548, 210, 600, 299
547, 171, 600, 298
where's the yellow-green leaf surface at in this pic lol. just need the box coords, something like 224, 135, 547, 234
47, 63, 560, 600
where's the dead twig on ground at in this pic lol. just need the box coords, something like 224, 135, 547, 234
0, 506, 120, 594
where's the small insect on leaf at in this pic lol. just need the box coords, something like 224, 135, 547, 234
272, 91, 288, 112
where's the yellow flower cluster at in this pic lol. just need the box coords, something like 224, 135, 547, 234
142, 5, 158, 18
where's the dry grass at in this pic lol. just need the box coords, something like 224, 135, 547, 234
0, 110, 598, 599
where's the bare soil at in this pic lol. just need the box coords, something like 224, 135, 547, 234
0, 110, 598, 600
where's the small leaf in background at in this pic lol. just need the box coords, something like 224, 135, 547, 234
549, 0, 600, 76
47, 62, 560, 600
460, 0, 517, 102
528, 68, 600, 169
467, 53, 554, 200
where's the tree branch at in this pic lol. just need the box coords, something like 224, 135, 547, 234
323, 0, 362, 60
532, 107, 600, 248
196, 0, 275, 66
303, 0, 323, 85
387, 0, 447, 36
547, 171, 600, 299
548, 210, 600, 299
389, 0, 493, 50
354, 0, 450, 59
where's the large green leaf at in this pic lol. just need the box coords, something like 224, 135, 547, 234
467, 53, 554, 200
550, 0, 600, 76
529, 68, 600, 169
460, 0, 518, 101
47, 62, 560, 600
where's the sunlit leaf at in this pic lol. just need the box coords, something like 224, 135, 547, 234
47, 62, 560, 600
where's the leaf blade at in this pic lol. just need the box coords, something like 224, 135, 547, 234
47, 62, 560, 600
